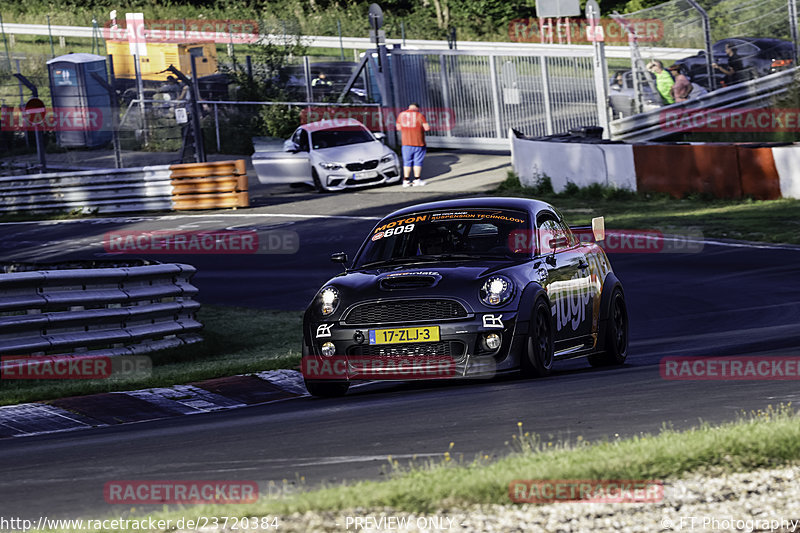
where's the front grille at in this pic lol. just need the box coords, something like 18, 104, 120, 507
345, 174, 383, 186
343, 299, 468, 325
346, 159, 379, 171
347, 341, 466, 358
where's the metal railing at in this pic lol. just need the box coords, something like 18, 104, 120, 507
0, 22, 699, 58
0, 160, 249, 214
0, 261, 202, 356
609, 67, 799, 141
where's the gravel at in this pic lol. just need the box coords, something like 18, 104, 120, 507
177, 466, 800, 532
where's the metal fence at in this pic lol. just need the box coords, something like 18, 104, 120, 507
391, 48, 598, 149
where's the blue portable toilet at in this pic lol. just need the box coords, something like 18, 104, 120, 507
47, 53, 113, 148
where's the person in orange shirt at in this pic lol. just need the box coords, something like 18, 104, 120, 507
395, 103, 431, 187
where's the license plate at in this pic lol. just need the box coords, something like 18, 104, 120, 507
353, 170, 378, 179
369, 326, 440, 345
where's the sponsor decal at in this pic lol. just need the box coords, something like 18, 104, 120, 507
428, 210, 527, 224
315, 324, 333, 338
547, 273, 594, 332
508, 479, 664, 503
660, 356, 800, 380
372, 231, 385, 241
482, 314, 504, 329
384, 271, 440, 277
373, 215, 428, 233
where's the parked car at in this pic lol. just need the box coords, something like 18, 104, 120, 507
252, 118, 400, 192
673, 37, 795, 89
301, 197, 628, 397
608, 69, 662, 118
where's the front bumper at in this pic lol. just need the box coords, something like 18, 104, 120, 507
303, 312, 524, 381
321, 163, 401, 190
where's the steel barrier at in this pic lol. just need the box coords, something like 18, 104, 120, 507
0, 261, 202, 357
0, 160, 249, 214
0, 22, 699, 58
609, 67, 799, 142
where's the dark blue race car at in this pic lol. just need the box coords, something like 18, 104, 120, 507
301, 197, 628, 397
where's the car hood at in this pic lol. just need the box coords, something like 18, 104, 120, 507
315, 261, 535, 315
311, 142, 390, 164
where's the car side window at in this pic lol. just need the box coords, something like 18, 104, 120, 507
294, 129, 309, 152
537, 214, 573, 254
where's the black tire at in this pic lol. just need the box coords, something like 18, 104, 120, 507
521, 299, 554, 378
304, 380, 349, 397
311, 169, 324, 193
589, 288, 628, 367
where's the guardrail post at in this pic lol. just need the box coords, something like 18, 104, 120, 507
189, 55, 207, 163
439, 55, 453, 138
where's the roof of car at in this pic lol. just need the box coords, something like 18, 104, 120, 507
381, 197, 554, 220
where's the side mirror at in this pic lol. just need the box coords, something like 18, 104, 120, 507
592, 216, 605, 242
373, 132, 386, 143
283, 140, 298, 152
548, 236, 569, 250
330, 252, 348, 264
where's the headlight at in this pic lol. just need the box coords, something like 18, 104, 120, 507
380, 154, 395, 164
320, 162, 343, 170
319, 286, 340, 316
480, 276, 514, 306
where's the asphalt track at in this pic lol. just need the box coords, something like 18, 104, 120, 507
1, 191, 800, 520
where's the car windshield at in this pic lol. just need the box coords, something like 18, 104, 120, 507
355, 208, 531, 268
311, 128, 374, 149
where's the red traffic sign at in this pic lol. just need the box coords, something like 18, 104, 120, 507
23, 98, 47, 126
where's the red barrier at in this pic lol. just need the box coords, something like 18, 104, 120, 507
736, 146, 782, 200
633, 144, 742, 198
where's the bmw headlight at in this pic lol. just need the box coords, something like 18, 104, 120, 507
380, 154, 395, 164
319, 286, 340, 316
480, 276, 514, 306
320, 162, 343, 170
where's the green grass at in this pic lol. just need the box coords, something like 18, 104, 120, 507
0, 305, 303, 406
495, 173, 800, 245
72, 404, 800, 532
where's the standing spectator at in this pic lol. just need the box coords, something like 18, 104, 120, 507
646, 60, 675, 105
713, 43, 747, 85
668, 65, 693, 102
396, 103, 431, 187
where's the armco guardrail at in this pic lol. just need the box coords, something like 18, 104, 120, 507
1, 22, 699, 59
0, 159, 249, 214
0, 261, 202, 356
609, 67, 799, 142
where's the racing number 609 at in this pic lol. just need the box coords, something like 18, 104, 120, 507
383, 224, 415, 237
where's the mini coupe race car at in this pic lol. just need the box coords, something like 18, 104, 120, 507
301, 197, 628, 397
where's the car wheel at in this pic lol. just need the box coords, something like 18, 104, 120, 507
521, 299, 554, 378
304, 380, 349, 397
589, 288, 628, 367
312, 169, 324, 193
